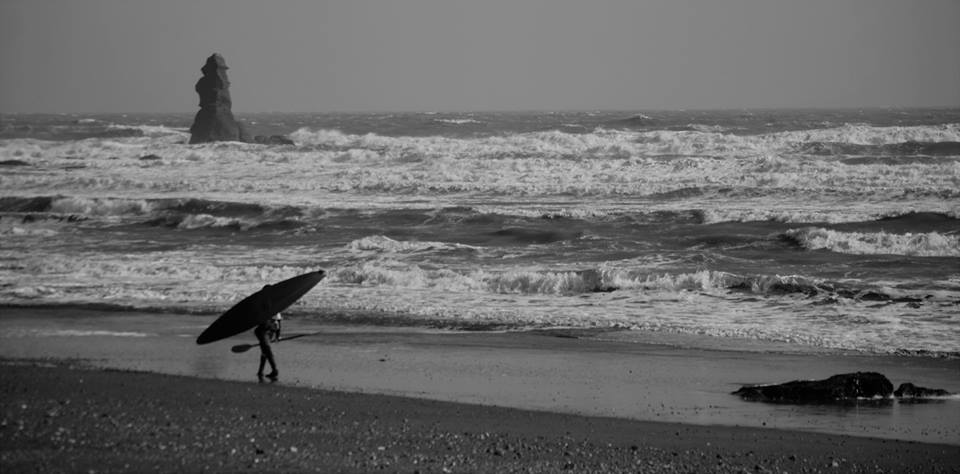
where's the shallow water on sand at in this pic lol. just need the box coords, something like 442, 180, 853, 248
2, 308, 958, 445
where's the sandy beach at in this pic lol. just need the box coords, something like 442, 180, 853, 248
2, 307, 959, 472
3, 361, 959, 473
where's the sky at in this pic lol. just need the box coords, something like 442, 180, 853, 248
1, 0, 959, 113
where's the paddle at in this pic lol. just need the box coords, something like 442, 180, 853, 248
230, 332, 319, 353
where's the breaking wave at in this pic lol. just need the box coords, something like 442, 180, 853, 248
784, 228, 960, 257
799, 141, 960, 157
4, 194, 959, 234
4, 122, 960, 204
327, 262, 949, 302
4, 113, 960, 357
288, 123, 960, 158
434, 118, 482, 125
0, 196, 311, 230
347, 235, 478, 253
49, 196, 154, 216
6, 246, 946, 302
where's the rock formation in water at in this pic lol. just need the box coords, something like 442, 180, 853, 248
189, 53, 242, 144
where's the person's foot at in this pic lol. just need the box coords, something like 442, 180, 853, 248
266, 370, 279, 381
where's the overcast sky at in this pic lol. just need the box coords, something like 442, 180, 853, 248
2, 0, 958, 113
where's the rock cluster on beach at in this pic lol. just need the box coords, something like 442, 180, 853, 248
893, 382, 951, 398
189, 53, 244, 144
733, 372, 951, 403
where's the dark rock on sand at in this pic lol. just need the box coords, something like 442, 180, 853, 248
189, 53, 242, 144
733, 372, 893, 402
138, 154, 162, 161
894, 383, 950, 398
254, 134, 296, 145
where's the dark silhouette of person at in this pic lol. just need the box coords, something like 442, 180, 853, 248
255, 312, 282, 381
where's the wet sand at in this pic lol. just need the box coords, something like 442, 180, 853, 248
1, 307, 959, 472
3, 360, 959, 473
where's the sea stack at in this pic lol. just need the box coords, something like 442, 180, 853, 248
189, 53, 242, 144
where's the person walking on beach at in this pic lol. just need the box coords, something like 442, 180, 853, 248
255, 312, 282, 381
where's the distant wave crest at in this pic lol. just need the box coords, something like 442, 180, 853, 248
348, 235, 478, 253
287, 123, 960, 157
4, 122, 960, 203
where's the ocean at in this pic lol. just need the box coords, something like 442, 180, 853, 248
2, 109, 959, 357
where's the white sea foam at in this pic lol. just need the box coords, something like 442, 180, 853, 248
3, 251, 312, 288
701, 208, 846, 224
328, 262, 829, 297
1, 248, 843, 303
105, 122, 189, 137
4, 118, 960, 357
698, 207, 944, 225
4, 123, 960, 209
767, 123, 960, 146
687, 124, 733, 133
289, 123, 960, 158
49, 196, 154, 216
347, 235, 478, 253
786, 228, 960, 257
471, 206, 625, 220
0, 225, 59, 237
31, 329, 150, 338
3, 249, 958, 354
175, 213, 243, 229
434, 118, 482, 125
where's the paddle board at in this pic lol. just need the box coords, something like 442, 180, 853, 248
196, 269, 325, 345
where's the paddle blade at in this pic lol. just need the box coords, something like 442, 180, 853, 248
229, 333, 321, 354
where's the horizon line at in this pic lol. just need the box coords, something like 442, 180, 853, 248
4, 104, 960, 116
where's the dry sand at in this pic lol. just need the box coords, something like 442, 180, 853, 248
3, 360, 958, 473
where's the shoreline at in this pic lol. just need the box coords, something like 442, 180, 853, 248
3, 301, 958, 360
2, 307, 959, 447
3, 360, 958, 473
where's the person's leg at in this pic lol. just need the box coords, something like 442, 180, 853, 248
255, 324, 279, 379
263, 345, 278, 379
255, 325, 277, 378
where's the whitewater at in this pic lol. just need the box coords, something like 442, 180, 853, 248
1, 109, 958, 356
